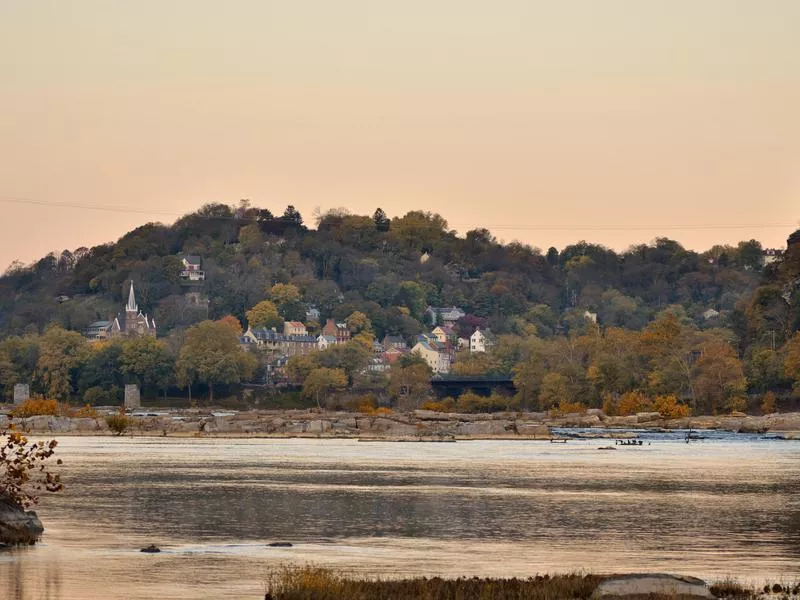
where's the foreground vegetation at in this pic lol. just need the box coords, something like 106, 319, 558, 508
0, 202, 799, 414
263, 566, 800, 600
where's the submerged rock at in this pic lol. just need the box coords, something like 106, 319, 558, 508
268, 542, 293, 547
140, 544, 161, 553
592, 574, 713, 599
0, 497, 44, 545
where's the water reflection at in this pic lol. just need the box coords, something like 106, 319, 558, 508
2, 436, 799, 599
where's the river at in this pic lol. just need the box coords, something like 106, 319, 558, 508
2, 434, 799, 599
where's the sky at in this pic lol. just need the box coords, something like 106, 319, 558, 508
1, 0, 799, 270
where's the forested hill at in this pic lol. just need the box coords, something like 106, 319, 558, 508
0, 201, 798, 354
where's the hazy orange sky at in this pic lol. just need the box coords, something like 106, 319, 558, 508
1, 1, 799, 269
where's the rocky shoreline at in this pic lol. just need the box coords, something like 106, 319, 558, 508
2, 407, 799, 439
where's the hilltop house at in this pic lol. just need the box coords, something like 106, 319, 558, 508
85, 281, 156, 341
425, 306, 466, 327
469, 327, 495, 353
322, 319, 351, 344
179, 255, 205, 282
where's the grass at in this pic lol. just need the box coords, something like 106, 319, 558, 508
264, 567, 800, 600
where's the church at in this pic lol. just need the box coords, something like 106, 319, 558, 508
84, 281, 157, 341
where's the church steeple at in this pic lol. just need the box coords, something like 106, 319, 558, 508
126, 280, 138, 313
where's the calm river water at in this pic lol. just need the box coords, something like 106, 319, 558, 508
2, 434, 799, 599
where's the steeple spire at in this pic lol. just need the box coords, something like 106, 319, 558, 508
126, 280, 138, 312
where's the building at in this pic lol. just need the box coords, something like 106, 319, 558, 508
317, 334, 337, 351
431, 325, 457, 344
243, 327, 317, 356
179, 255, 205, 281
382, 335, 408, 350
425, 306, 466, 326
763, 249, 783, 266
702, 308, 720, 320
306, 306, 321, 322
321, 318, 351, 344
84, 281, 156, 340
283, 321, 307, 336
469, 327, 495, 353
583, 311, 598, 324
411, 340, 451, 374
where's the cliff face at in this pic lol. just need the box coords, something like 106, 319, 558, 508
0, 496, 44, 545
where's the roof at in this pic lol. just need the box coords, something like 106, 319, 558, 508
181, 255, 202, 265
87, 320, 111, 328
286, 321, 305, 327
318, 335, 337, 343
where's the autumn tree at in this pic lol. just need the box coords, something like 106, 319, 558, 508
35, 325, 86, 400
692, 342, 747, 414
120, 336, 174, 396
345, 311, 372, 335
302, 367, 347, 409
175, 321, 257, 402
246, 300, 283, 330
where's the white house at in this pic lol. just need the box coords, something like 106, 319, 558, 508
317, 334, 337, 351
583, 311, 598, 324
425, 306, 466, 326
702, 308, 720, 320
470, 328, 495, 353
411, 341, 451, 374
179, 255, 205, 281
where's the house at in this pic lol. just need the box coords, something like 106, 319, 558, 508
179, 255, 205, 281
425, 306, 466, 326
431, 325, 457, 344
412, 341, 451, 374
702, 308, 720, 320
85, 281, 156, 340
321, 318, 351, 344
366, 356, 390, 373
382, 348, 405, 366
317, 334, 337, 351
763, 249, 783, 266
306, 306, 321, 322
283, 321, 307, 336
382, 335, 408, 351
469, 327, 495, 353
244, 327, 316, 356
583, 311, 598, 324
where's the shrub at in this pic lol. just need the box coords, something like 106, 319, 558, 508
105, 413, 133, 436
601, 393, 618, 416
554, 399, 585, 415
727, 396, 748, 414
651, 394, 691, 419
9, 399, 62, 418
70, 404, 100, 419
616, 391, 652, 416
1, 424, 63, 510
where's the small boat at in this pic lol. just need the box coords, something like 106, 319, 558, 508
549, 438, 568, 443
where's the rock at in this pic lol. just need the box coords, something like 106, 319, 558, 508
140, 544, 161, 553
636, 412, 662, 424
456, 420, 511, 436
592, 574, 713, 599
268, 542, 293, 547
0, 497, 44, 545
306, 420, 332, 434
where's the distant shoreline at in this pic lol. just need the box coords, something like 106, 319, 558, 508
3, 408, 799, 440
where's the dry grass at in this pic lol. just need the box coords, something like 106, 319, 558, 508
264, 567, 800, 600
264, 566, 601, 600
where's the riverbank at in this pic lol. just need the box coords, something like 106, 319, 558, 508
2, 407, 800, 439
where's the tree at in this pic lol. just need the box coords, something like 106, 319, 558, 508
302, 367, 347, 409
246, 300, 282, 330
217, 315, 243, 337
282, 205, 304, 227
538, 372, 571, 410
175, 321, 257, 401
120, 336, 174, 396
269, 283, 301, 305
345, 311, 372, 335
35, 325, 86, 400
238, 223, 263, 253
784, 332, 800, 391
387, 362, 432, 408
692, 342, 747, 414
373, 208, 390, 232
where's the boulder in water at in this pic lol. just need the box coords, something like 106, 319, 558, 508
268, 542, 293, 547
0, 497, 44, 545
140, 544, 161, 553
